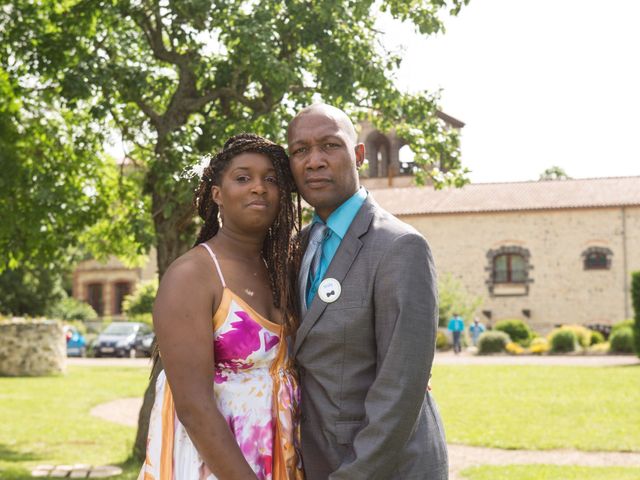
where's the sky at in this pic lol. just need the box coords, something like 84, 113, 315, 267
379, 0, 640, 183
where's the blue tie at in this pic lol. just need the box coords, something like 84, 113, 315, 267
298, 222, 328, 315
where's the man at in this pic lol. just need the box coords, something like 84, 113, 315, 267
288, 104, 447, 480
447, 313, 465, 354
468, 316, 486, 347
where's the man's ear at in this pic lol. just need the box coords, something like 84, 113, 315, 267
354, 143, 365, 168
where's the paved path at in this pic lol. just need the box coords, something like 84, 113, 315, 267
435, 350, 640, 367
85, 354, 640, 478
92, 391, 640, 479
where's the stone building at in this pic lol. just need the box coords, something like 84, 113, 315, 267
72, 251, 156, 318
369, 176, 640, 333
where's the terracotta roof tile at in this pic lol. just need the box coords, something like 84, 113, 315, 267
369, 176, 640, 216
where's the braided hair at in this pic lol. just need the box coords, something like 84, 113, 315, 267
193, 133, 302, 336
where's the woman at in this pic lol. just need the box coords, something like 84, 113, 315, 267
139, 134, 303, 480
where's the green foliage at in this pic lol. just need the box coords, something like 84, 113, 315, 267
560, 324, 592, 348
609, 327, 634, 354
49, 296, 98, 322
632, 271, 640, 357
122, 278, 158, 317
477, 331, 510, 355
611, 319, 633, 335
494, 318, 533, 346
1, 0, 470, 278
437, 273, 483, 327
590, 330, 605, 345
539, 165, 571, 181
64, 319, 88, 336
549, 329, 577, 353
0, 265, 65, 316
436, 330, 450, 350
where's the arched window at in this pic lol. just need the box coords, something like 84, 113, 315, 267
493, 253, 527, 283
582, 247, 612, 270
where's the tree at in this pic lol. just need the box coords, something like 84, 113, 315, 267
539, 165, 571, 181
632, 271, 640, 358
1, 0, 470, 458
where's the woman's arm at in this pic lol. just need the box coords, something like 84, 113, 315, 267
153, 253, 257, 480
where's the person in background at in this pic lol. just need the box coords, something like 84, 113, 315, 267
447, 312, 465, 354
468, 316, 486, 347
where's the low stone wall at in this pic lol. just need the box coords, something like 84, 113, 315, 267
0, 318, 66, 376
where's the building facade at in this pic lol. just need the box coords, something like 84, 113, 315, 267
72, 251, 157, 318
370, 177, 640, 333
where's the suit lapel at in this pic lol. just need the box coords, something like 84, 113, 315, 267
293, 196, 376, 356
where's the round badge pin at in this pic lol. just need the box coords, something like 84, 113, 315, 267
318, 278, 341, 303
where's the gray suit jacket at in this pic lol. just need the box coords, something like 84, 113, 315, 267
294, 195, 448, 480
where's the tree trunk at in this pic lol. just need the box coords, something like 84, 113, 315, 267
132, 184, 196, 461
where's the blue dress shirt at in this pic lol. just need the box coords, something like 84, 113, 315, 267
306, 187, 367, 307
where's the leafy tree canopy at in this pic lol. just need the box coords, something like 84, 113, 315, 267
539, 165, 571, 181
1, 0, 470, 278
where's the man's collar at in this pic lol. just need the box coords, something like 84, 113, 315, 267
312, 187, 367, 239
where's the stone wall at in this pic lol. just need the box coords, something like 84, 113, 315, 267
0, 319, 66, 376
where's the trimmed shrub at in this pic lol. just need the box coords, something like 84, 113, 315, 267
633, 271, 640, 357
436, 330, 450, 350
529, 337, 550, 355
123, 278, 158, 317
494, 318, 533, 346
611, 319, 633, 336
505, 342, 524, 355
590, 330, 605, 345
609, 327, 635, 354
477, 331, 510, 354
49, 296, 98, 322
549, 329, 577, 353
560, 324, 592, 348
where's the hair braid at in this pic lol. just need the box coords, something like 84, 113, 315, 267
192, 133, 301, 336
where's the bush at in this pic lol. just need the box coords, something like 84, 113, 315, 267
560, 324, 592, 348
609, 327, 635, 354
549, 329, 577, 353
436, 330, 450, 350
590, 330, 605, 345
123, 278, 158, 317
437, 273, 483, 327
477, 331, 510, 354
633, 271, 640, 356
505, 342, 524, 355
611, 319, 633, 337
49, 296, 98, 322
529, 337, 550, 355
494, 318, 533, 346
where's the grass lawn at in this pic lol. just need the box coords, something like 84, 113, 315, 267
1, 363, 638, 478
461, 465, 640, 480
0, 366, 149, 479
432, 364, 640, 451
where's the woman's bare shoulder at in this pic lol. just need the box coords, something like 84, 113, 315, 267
159, 246, 217, 295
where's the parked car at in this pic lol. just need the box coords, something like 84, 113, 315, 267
134, 331, 155, 358
64, 325, 87, 357
94, 322, 153, 358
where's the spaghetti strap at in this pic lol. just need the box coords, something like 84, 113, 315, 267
199, 243, 226, 288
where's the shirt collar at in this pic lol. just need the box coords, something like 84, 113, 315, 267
312, 187, 367, 240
